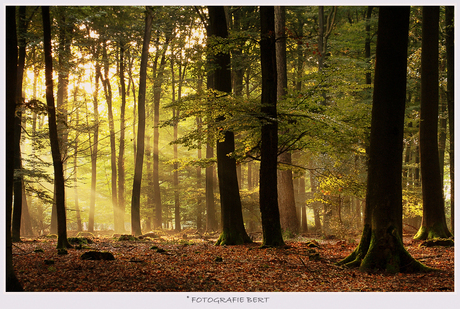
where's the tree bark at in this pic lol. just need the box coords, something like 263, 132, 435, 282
42, 6, 71, 249
101, 40, 120, 232
131, 7, 153, 236
152, 39, 170, 229
196, 116, 204, 232
206, 143, 217, 231
88, 52, 100, 233
118, 41, 127, 233
12, 6, 27, 242
6, 5, 24, 291
337, 6, 428, 273
73, 84, 82, 232
414, 6, 452, 240
445, 6, 454, 235
259, 6, 284, 248
207, 6, 251, 246
275, 6, 299, 235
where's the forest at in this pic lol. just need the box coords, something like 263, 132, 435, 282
5, 5, 454, 295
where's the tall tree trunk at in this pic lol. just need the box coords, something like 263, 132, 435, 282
42, 6, 71, 250
102, 41, 120, 232
118, 41, 127, 233
171, 54, 181, 232
299, 175, 308, 233
338, 6, 428, 273
127, 48, 138, 159
73, 83, 82, 232
415, 6, 451, 240
207, 6, 251, 246
259, 6, 284, 248
152, 42, 169, 230
89, 54, 100, 233
131, 7, 153, 236
196, 117, 204, 232
275, 6, 299, 235
12, 6, 27, 242
206, 143, 217, 231
445, 6, 454, 234
6, 5, 24, 291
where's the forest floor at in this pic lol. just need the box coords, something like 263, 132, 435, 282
12, 229, 454, 292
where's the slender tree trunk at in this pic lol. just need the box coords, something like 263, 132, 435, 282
102, 41, 120, 232
127, 49, 138, 159
152, 43, 169, 229
89, 55, 100, 233
131, 7, 153, 236
259, 6, 284, 248
276, 6, 299, 235
197, 117, 204, 232
72, 82, 82, 232
445, 6, 454, 234
118, 41, 127, 232
43, 6, 71, 250
299, 175, 308, 233
6, 5, 24, 291
171, 55, 181, 232
206, 143, 217, 231
338, 6, 428, 273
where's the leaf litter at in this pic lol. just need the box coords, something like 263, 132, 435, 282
12, 231, 453, 292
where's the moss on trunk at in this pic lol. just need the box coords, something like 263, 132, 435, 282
340, 225, 433, 273
413, 222, 452, 240
215, 230, 252, 246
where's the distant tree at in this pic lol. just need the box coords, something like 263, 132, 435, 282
131, 7, 153, 236
445, 6, 454, 234
275, 6, 299, 235
259, 6, 285, 248
151, 9, 173, 229
118, 39, 127, 233
42, 6, 72, 249
6, 5, 24, 292
207, 6, 251, 246
414, 6, 452, 240
337, 6, 428, 273
88, 45, 100, 233
101, 39, 120, 232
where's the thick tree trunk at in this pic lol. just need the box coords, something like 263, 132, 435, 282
259, 6, 284, 248
338, 6, 428, 273
131, 7, 153, 236
207, 6, 251, 245
6, 5, 24, 291
43, 6, 71, 250
414, 6, 452, 240
12, 6, 27, 242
